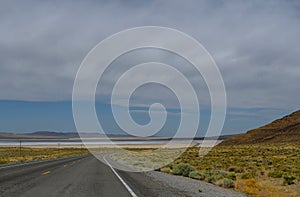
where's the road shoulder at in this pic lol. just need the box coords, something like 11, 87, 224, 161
106, 153, 249, 197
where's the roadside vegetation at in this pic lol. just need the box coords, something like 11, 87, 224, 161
158, 143, 300, 197
0, 147, 89, 164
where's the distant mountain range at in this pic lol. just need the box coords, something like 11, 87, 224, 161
0, 131, 79, 139
0, 131, 126, 139
4, 108, 300, 143
220, 110, 300, 145
0, 131, 235, 140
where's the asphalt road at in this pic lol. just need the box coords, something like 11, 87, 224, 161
0, 155, 186, 197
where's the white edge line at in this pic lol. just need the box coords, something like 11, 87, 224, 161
103, 155, 138, 197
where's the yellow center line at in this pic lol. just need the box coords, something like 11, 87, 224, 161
41, 171, 51, 175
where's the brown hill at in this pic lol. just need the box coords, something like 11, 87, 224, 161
220, 110, 300, 145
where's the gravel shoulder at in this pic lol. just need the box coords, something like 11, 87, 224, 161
106, 153, 249, 197
146, 171, 250, 197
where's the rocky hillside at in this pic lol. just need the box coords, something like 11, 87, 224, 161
220, 110, 300, 145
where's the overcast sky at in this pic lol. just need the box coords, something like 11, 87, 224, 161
0, 0, 299, 134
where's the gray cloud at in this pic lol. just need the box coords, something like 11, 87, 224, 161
0, 0, 299, 111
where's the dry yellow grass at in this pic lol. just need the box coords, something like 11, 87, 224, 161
160, 143, 300, 196
0, 147, 89, 164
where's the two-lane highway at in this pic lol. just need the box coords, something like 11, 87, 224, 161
0, 155, 185, 197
